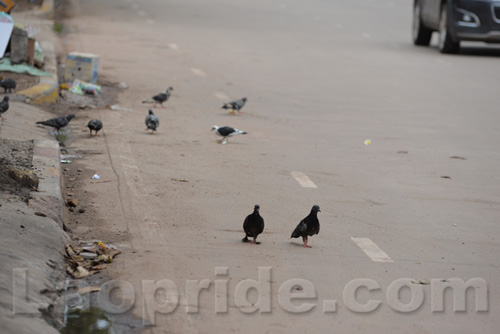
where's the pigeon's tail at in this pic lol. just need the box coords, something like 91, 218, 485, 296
36, 121, 51, 126
235, 130, 247, 135
147, 121, 157, 131
290, 227, 301, 239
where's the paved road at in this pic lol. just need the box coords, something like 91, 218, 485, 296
63, 0, 500, 332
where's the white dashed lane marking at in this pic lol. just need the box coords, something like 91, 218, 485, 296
168, 43, 179, 50
291, 171, 318, 188
351, 237, 394, 263
191, 68, 206, 77
214, 92, 229, 101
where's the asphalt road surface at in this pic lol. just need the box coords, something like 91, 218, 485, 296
62, 0, 500, 333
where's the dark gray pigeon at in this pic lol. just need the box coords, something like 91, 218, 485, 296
87, 119, 103, 136
222, 97, 247, 114
0, 96, 9, 120
143, 87, 173, 108
36, 114, 75, 135
211, 125, 247, 144
290, 205, 321, 248
0, 78, 16, 93
242, 204, 265, 244
145, 109, 159, 133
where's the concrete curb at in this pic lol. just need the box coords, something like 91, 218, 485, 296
17, 41, 59, 104
28, 138, 64, 228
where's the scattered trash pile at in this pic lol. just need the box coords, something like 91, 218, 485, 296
60, 52, 102, 96
65, 241, 121, 279
62, 79, 101, 96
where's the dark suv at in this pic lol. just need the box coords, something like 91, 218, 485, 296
413, 0, 500, 53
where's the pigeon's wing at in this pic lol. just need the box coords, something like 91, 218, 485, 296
217, 126, 234, 136
146, 115, 159, 130
88, 119, 102, 131
291, 220, 307, 238
0, 101, 9, 112
37, 116, 65, 128
151, 115, 159, 127
235, 99, 246, 109
54, 117, 70, 128
153, 93, 167, 102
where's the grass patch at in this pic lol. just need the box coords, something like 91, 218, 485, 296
53, 22, 64, 33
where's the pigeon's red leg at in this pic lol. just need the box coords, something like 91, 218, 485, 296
304, 237, 311, 248
89, 129, 92, 136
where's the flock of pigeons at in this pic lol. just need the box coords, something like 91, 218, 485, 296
244, 204, 321, 247
1, 83, 321, 248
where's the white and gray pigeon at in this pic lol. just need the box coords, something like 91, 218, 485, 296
87, 119, 103, 136
222, 97, 247, 115
211, 125, 247, 144
36, 114, 75, 135
290, 205, 321, 248
143, 87, 173, 108
145, 109, 159, 133
0, 96, 9, 120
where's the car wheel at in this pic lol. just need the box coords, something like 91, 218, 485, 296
439, 4, 460, 54
412, 1, 432, 46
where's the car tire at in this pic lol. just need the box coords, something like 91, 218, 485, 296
439, 3, 460, 54
412, 1, 432, 46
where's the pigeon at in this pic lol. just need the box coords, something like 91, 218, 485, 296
222, 97, 247, 115
87, 119, 103, 136
0, 96, 9, 120
143, 87, 174, 108
36, 114, 75, 135
145, 109, 159, 133
211, 125, 247, 144
242, 204, 265, 244
290, 205, 321, 248
0, 78, 16, 93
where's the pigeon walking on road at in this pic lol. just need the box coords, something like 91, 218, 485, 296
222, 97, 247, 115
145, 109, 159, 133
0, 96, 9, 120
242, 204, 265, 244
290, 205, 321, 248
143, 87, 173, 108
211, 125, 247, 144
36, 114, 75, 135
87, 119, 103, 136
0, 78, 16, 93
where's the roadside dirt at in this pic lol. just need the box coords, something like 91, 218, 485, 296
0, 138, 35, 201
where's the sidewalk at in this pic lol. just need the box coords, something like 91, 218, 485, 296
0, 3, 68, 333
